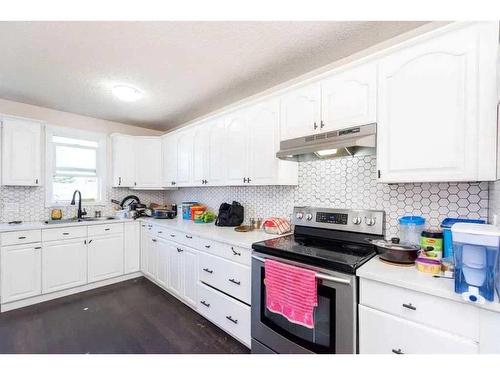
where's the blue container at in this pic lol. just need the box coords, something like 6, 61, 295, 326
181, 202, 198, 220
440, 218, 485, 258
452, 223, 500, 303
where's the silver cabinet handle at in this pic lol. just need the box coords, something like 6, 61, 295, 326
228, 278, 241, 285
203, 268, 213, 274
231, 247, 241, 256
118, 177, 122, 185
313, 122, 318, 130
200, 300, 210, 308
402, 303, 416, 311
226, 316, 238, 324
392, 349, 404, 354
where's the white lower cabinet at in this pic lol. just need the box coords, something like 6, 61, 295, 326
0, 243, 42, 303
182, 246, 198, 307
168, 244, 183, 296
359, 305, 478, 354
156, 238, 170, 289
88, 234, 124, 283
124, 222, 140, 273
42, 239, 87, 294
197, 282, 251, 347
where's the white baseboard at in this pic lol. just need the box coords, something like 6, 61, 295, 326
1, 271, 143, 313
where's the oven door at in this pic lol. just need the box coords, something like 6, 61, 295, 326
251, 252, 357, 354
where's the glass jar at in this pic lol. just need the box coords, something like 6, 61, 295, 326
398, 216, 425, 246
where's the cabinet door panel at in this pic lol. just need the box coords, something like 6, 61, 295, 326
182, 247, 198, 307
124, 222, 140, 273
88, 235, 124, 283
321, 63, 376, 131
207, 119, 226, 185
1, 117, 42, 186
280, 83, 321, 141
225, 110, 249, 185
176, 130, 194, 186
192, 124, 210, 185
162, 134, 178, 187
168, 245, 183, 296
359, 305, 478, 354
42, 239, 87, 294
377, 25, 498, 182
1, 244, 41, 303
112, 135, 136, 187
156, 238, 169, 288
248, 99, 280, 185
135, 137, 163, 188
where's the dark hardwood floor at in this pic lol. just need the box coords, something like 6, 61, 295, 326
0, 277, 249, 354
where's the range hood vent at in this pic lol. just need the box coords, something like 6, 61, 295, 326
276, 123, 376, 162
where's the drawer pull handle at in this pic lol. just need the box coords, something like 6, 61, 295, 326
200, 300, 210, 308
177, 248, 183, 253
88, 239, 93, 244
62, 232, 69, 235
141, 225, 146, 227
104, 228, 110, 231
205, 245, 211, 249
203, 268, 213, 274
152, 238, 157, 242
185, 235, 193, 239
228, 278, 241, 285
226, 316, 238, 324
34, 246, 42, 250
392, 349, 404, 354
231, 247, 241, 256
158, 231, 163, 234
402, 303, 416, 311
18, 236, 27, 239
170, 234, 176, 237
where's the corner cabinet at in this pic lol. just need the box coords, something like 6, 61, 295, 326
1, 116, 43, 186
376, 23, 499, 183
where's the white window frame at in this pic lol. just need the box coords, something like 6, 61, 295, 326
45, 126, 107, 207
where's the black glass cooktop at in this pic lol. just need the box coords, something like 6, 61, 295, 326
252, 234, 377, 274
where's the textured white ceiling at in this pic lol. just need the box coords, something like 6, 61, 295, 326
0, 21, 427, 131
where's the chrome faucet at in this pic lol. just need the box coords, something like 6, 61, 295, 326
70, 190, 87, 219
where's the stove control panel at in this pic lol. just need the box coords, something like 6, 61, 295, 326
293, 207, 385, 236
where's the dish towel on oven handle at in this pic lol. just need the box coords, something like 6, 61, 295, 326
264, 259, 318, 329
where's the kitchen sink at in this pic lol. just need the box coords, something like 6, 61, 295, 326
44, 217, 117, 224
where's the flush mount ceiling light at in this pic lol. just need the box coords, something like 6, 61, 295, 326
112, 85, 143, 102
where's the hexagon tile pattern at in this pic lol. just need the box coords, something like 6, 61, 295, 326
166, 156, 489, 238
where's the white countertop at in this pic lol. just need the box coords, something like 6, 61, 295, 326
0, 217, 286, 249
357, 256, 500, 313
139, 217, 286, 248
0, 218, 134, 232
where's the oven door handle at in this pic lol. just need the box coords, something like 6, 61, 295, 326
252, 254, 351, 286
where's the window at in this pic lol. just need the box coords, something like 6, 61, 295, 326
46, 127, 107, 207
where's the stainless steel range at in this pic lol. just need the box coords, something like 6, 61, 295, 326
251, 207, 385, 354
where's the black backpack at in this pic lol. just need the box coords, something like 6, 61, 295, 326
215, 201, 244, 227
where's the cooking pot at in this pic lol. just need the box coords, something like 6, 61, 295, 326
151, 208, 176, 219
369, 238, 421, 265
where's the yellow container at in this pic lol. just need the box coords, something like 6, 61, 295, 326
415, 257, 442, 274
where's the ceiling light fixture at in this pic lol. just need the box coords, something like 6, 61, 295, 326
112, 85, 143, 102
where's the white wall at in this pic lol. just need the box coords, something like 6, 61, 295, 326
0, 98, 161, 136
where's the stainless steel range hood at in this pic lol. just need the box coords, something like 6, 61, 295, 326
276, 123, 376, 162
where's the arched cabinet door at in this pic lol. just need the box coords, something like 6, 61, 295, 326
376, 23, 498, 183
320, 62, 377, 132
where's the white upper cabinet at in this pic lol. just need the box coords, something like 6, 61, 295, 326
111, 134, 136, 187
162, 133, 178, 187
207, 118, 226, 186
225, 109, 250, 185
176, 128, 194, 186
192, 123, 210, 186
377, 23, 499, 183
1, 116, 43, 186
320, 62, 377, 131
280, 82, 321, 140
134, 137, 163, 188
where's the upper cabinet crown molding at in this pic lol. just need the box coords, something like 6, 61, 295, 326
1, 115, 43, 186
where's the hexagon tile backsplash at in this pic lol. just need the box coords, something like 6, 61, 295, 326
165, 156, 489, 238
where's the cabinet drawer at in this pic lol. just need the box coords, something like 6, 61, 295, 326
1, 230, 41, 246
359, 305, 478, 354
360, 278, 479, 340
199, 252, 251, 304
197, 282, 250, 346
88, 223, 124, 237
42, 226, 88, 242
175, 231, 199, 248
197, 237, 250, 266
156, 227, 181, 242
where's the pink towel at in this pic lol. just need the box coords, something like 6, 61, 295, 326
264, 259, 318, 329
